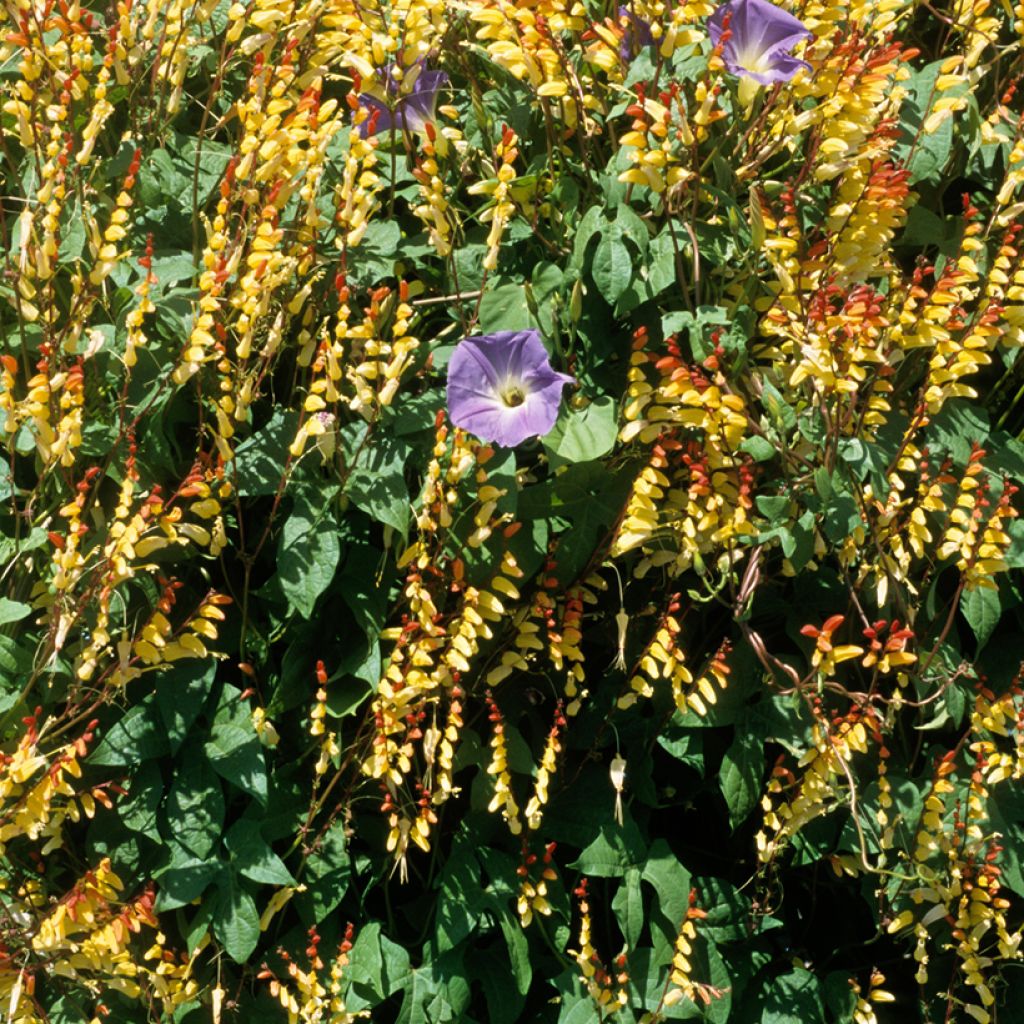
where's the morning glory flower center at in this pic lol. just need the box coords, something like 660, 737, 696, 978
446, 329, 574, 447
499, 382, 527, 408
735, 46, 772, 74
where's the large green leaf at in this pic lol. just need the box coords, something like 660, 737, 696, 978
757, 967, 826, 1024
612, 866, 644, 949
347, 922, 413, 1008
90, 698, 168, 766
556, 991, 600, 1024
204, 690, 268, 804
225, 819, 294, 886
478, 282, 536, 332
0, 598, 31, 624
155, 660, 216, 753
591, 232, 633, 304
570, 821, 646, 878
703, 939, 733, 1024
117, 760, 163, 842
277, 488, 341, 618
212, 874, 261, 964
434, 838, 487, 954
542, 397, 618, 465
519, 461, 632, 582
961, 584, 1001, 651
498, 909, 532, 997
294, 819, 351, 925
396, 951, 471, 1024
646, 229, 682, 298
472, 952, 526, 1024
719, 728, 763, 828
341, 427, 411, 533
642, 840, 692, 937
232, 410, 300, 496
164, 753, 224, 859
154, 854, 222, 912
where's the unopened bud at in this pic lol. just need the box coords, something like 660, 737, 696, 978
569, 279, 584, 322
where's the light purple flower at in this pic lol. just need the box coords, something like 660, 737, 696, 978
446, 330, 575, 448
357, 65, 448, 137
618, 5, 655, 58
708, 0, 812, 85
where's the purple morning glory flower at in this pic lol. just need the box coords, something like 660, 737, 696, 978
357, 65, 448, 137
618, 5, 655, 58
446, 330, 575, 448
708, 0, 812, 85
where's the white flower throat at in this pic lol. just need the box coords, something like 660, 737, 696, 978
499, 380, 527, 408
735, 45, 772, 75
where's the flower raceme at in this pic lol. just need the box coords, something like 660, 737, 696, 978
708, 0, 812, 85
357, 65, 449, 137
446, 330, 575, 448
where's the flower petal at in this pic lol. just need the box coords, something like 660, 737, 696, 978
517, 381, 571, 437
357, 94, 393, 138
449, 332, 518, 390
715, 0, 810, 51
454, 404, 532, 448
412, 69, 450, 97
